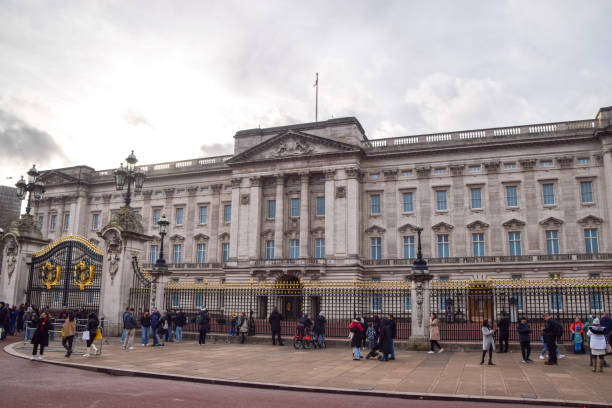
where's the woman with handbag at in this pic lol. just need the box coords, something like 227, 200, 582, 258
62, 312, 77, 357
481, 319, 496, 365
83, 312, 99, 357
30, 312, 50, 360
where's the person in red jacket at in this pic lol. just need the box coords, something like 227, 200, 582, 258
570, 317, 584, 353
348, 318, 364, 360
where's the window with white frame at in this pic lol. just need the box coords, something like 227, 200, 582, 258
472, 233, 485, 257
289, 239, 300, 259
92, 214, 99, 230
370, 194, 381, 215
511, 274, 524, 310
580, 181, 593, 204
150, 245, 158, 264
505, 185, 518, 207
370, 237, 382, 260
38, 216, 44, 231
434, 168, 446, 175
153, 209, 161, 225
315, 239, 325, 259
199, 206, 208, 224
222, 242, 230, 262
542, 183, 555, 205
401, 170, 413, 177
402, 192, 414, 213
197, 243, 206, 263
508, 231, 521, 256
290, 198, 300, 217
267, 200, 276, 219
173, 244, 182, 264
540, 160, 553, 167
403, 236, 415, 259
585, 229, 599, 254
63, 214, 70, 231
470, 188, 482, 209
50, 214, 57, 231
469, 165, 481, 172
546, 230, 559, 255
371, 278, 382, 310
405, 293, 412, 311
437, 234, 449, 258
436, 190, 447, 211
439, 276, 449, 310
265, 240, 275, 260
504, 162, 517, 169
589, 273, 602, 310
315, 197, 325, 216
224, 204, 231, 222
175, 207, 184, 225
577, 157, 590, 164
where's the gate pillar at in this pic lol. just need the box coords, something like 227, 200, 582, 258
99, 207, 151, 334
0, 215, 48, 306
407, 227, 433, 350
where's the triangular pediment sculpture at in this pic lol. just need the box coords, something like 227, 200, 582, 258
398, 223, 420, 233
539, 217, 564, 227
39, 170, 81, 186
432, 222, 454, 232
365, 225, 386, 235
193, 233, 210, 241
577, 215, 603, 226
226, 130, 361, 164
502, 218, 526, 229
466, 220, 490, 230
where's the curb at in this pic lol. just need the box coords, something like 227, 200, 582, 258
4, 342, 607, 408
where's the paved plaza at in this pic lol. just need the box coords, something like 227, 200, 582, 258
5, 338, 611, 406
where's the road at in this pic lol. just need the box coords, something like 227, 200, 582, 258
0, 335, 562, 408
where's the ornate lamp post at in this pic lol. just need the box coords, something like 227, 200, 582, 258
15, 164, 45, 215
113, 150, 145, 207
155, 213, 169, 269
408, 226, 433, 350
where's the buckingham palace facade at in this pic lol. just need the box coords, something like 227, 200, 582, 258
33, 106, 612, 284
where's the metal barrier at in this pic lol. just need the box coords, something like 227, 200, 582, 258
20, 318, 105, 355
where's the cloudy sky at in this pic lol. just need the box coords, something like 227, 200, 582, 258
1, 1, 611, 183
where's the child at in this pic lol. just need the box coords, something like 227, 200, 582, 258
365, 322, 379, 359
573, 330, 584, 354
230, 313, 237, 336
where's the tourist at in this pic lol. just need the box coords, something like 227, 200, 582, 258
230, 313, 238, 336
121, 307, 130, 342
517, 317, 532, 363
296, 313, 312, 340
378, 318, 393, 361
497, 311, 510, 353
17, 304, 25, 333
159, 311, 170, 344
0, 302, 9, 340
83, 312, 99, 357
542, 313, 561, 365
150, 307, 162, 346
123, 308, 138, 350
30, 312, 50, 360
165, 310, 174, 342
62, 312, 76, 357
348, 318, 363, 360
427, 313, 443, 354
570, 316, 584, 354
23, 306, 33, 340
140, 311, 151, 346
313, 312, 326, 348
481, 319, 495, 365
600, 312, 612, 347
365, 321, 379, 359
539, 335, 561, 360
10, 305, 18, 335
587, 318, 607, 372
388, 313, 397, 360
197, 307, 210, 345
359, 316, 367, 350
174, 309, 186, 343
239, 312, 249, 344
268, 307, 283, 346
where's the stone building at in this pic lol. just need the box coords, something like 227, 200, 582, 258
32, 106, 612, 284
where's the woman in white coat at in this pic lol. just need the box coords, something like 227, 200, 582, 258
481, 319, 496, 365
587, 318, 607, 372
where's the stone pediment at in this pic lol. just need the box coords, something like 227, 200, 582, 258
226, 130, 361, 164
577, 215, 603, 226
466, 220, 490, 230
169, 234, 185, 242
502, 218, 526, 229
365, 225, 386, 235
398, 223, 420, 233
539, 217, 564, 227
432, 222, 454, 232
193, 233, 210, 241
39, 170, 80, 186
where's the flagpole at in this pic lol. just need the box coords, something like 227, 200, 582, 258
314, 72, 319, 122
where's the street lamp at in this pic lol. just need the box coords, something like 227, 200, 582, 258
113, 150, 145, 207
155, 213, 169, 268
15, 164, 45, 215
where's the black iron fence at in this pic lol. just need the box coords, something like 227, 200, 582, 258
430, 277, 612, 342
162, 279, 412, 339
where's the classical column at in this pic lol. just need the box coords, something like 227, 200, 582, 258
209, 184, 223, 262
185, 186, 199, 262
601, 148, 612, 252
383, 169, 398, 258
345, 168, 361, 259
229, 177, 241, 261
299, 172, 310, 258
247, 176, 262, 259
408, 228, 433, 350
519, 159, 538, 252
71, 189, 88, 236
141, 190, 153, 234
324, 170, 336, 258
274, 174, 285, 258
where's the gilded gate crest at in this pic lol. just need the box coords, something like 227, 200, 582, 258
41, 261, 61, 290
73, 260, 95, 290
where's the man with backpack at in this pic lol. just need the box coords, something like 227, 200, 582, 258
542, 313, 562, 365
196, 307, 210, 345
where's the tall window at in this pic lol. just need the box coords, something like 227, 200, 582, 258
315, 239, 325, 258
472, 233, 485, 257
153, 209, 161, 225
224, 204, 231, 222
63, 214, 70, 231
50, 214, 57, 231
315, 197, 325, 216
589, 273, 602, 310
546, 230, 559, 255
370, 194, 381, 214
199, 206, 208, 224
542, 184, 555, 205
505, 186, 518, 207
403, 236, 415, 259
150, 245, 158, 264
508, 232, 521, 256
437, 234, 449, 258
92, 214, 99, 230
265, 240, 275, 260
172, 244, 182, 264
38, 216, 44, 231
370, 237, 382, 260
585, 229, 599, 254
580, 181, 593, 203
289, 239, 300, 259
175, 207, 184, 225
372, 278, 382, 310
267, 200, 276, 219
290, 198, 300, 217
222, 243, 230, 262
403, 192, 414, 213
197, 243, 206, 263
436, 190, 447, 211
470, 188, 482, 209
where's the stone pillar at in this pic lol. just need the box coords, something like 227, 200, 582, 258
0, 216, 48, 306
407, 227, 433, 350
185, 186, 199, 262
600, 147, 612, 251
299, 172, 310, 258
324, 170, 336, 257
208, 184, 223, 262
98, 207, 151, 333
229, 177, 241, 261
345, 168, 361, 259
274, 174, 285, 258
71, 190, 88, 236
248, 177, 262, 259
150, 269, 170, 312
383, 169, 398, 258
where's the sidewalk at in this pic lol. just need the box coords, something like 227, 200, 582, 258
5, 338, 611, 406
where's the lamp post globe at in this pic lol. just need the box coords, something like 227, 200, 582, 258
113, 151, 145, 207
155, 213, 169, 268
15, 164, 45, 215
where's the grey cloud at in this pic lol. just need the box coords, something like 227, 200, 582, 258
200, 142, 233, 157
0, 110, 66, 166
123, 109, 152, 127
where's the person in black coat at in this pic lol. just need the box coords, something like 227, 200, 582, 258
388, 314, 397, 360
542, 313, 559, 365
378, 318, 393, 361
197, 308, 211, 345
30, 312, 50, 360
517, 317, 532, 363
313, 312, 326, 348
497, 312, 511, 353
268, 307, 283, 346
84, 312, 99, 357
